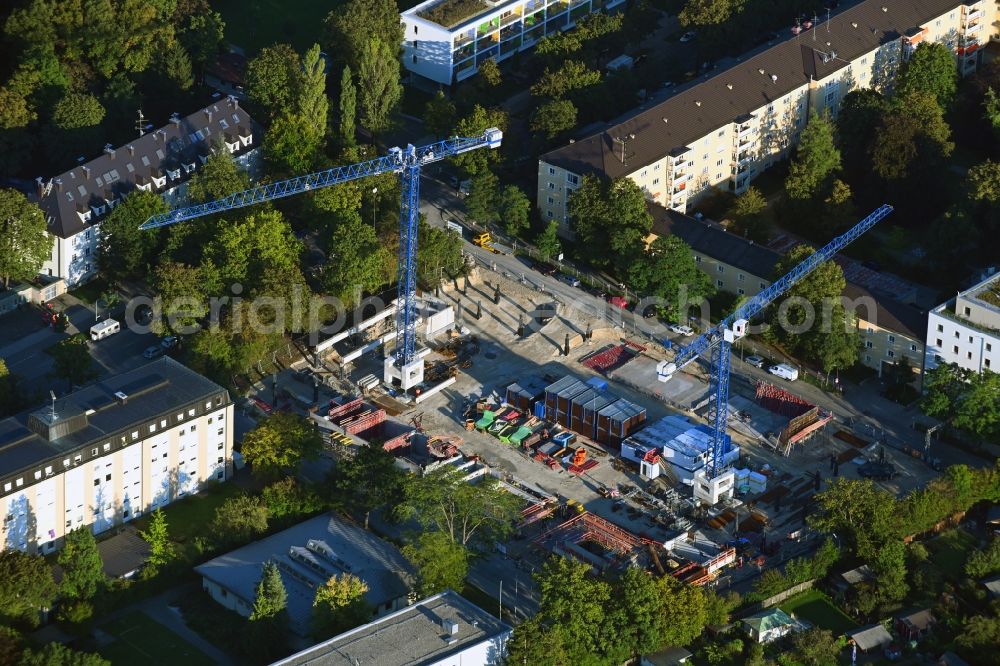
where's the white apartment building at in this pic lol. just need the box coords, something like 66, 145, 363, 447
36, 98, 260, 286
925, 270, 1000, 373
0, 357, 233, 554
538, 0, 988, 230
402, 0, 626, 85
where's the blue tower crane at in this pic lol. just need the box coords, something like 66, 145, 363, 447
140, 129, 503, 387
659, 204, 893, 501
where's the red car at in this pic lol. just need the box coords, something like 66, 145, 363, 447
250, 397, 273, 415
607, 295, 628, 309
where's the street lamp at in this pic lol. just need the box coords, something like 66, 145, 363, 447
371, 187, 378, 230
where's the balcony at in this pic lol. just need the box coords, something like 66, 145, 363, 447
964, 9, 983, 22
965, 21, 982, 34
454, 43, 475, 61
500, 22, 521, 41
478, 17, 499, 36
523, 23, 544, 44
500, 36, 520, 55
548, 0, 569, 17
500, 11, 521, 27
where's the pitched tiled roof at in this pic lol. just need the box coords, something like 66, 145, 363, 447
542, 0, 963, 179
37, 98, 258, 239
843, 282, 927, 340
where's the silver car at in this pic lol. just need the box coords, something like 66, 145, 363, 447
745, 355, 765, 368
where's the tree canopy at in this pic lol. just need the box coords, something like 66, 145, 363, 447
402, 531, 470, 598
324, 0, 402, 72
242, 412, 323, 481
896, 42, 958, 108
451, 105, 507, 176
530, 99, 578, 140
0, 550, 58, 627
785, 112, 841, 201
97, 191, 166, 285
50, 335, 97, 391
568, 175, 652, 272
356, 38, 402, 135
326, 445, 404, 529
246, 44, 301, 119
58, 527, 105, 601
211, 494, 269, 547
297, 44, 329, 140
0, 189, 49, 289
628, 235, 714, 323
311, 573, 371, 639
922, 364, 1000, 443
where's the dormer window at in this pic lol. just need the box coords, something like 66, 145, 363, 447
183, 162, 196, 173
168, 168, 182, 180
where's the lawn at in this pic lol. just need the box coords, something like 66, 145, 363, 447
68, 277, 109, 305
781, 589, 857, 636
131, 480, 245, 548
927, 528, 978, 577
98, 612, 216, 666
214, 0, 344, 53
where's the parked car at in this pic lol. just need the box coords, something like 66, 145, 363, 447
680, 31, 696, 42
534, 261, 558, 276
607, 295, 629, 309
668, 323, 694, 336
143, 345, 163, 359
768, 363, 799, 381
557, 272, 581, 287
858, 461, 896, 480
160, 335, 179, 349
745, 355, 765, 368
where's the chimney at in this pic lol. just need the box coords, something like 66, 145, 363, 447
128, 144, 135, 155
114, 391, 128, 405
35, 176, 43, 197
169, 113, 180, 126
157, 128, 167, 142
205, 108, 213, 122
81, 166, 90, 179
227, 95, 238, 110
103, 143, 115, 158
55, 178, 63, 192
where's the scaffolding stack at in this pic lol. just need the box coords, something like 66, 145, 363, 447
754, 380, 813, 418
582, 344, 639, 374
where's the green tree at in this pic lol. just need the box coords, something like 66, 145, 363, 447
836, 89, 889, 182
51, 92, 105, 129
568, 175, 652, 271
729, 185, 769, 242
0, 625, 22, 666
97, 191, 166, 284
530, 99, 578, 140
531, 60, 601, 100
265, 113, 320, 176
478, 57, 501, 87
956, 615, 1000, 665
0, 87, 35, 129
58, 527, 105, 601
401, 466, 522, 546
262, 477, 322, 521
422, 90, 456, 139
498, 185, 531, 237
323, 215, 391, 307
451, 105, 507, 176
324, 0, 402, 72
210, 494, 269, 547
968, 160, 1000, 202
534, 556, 611, 664
535, 220, 562, 260
178, 8, 225, 67
242, 412, 323, 481
20, 643, 109, 666
809, 478, 897, 560
326, 444, 404, 529
616, 567, 707, 656
162, 42, 194, 91
187, 144, 250, 204
338, 66, 357, 146
0, 550, 57, 627
784, 627, 841, 666
628, 236, 714, 323
785, 111, 841, 200
152, 261, 214, 334
679, 0, 745, 27
251, 560, 287, 620
417, 220, 464, 288
0, 189, 49, 288
465, 170, 499, 224
356, 38, 401, 135
872, 91, 953, 181
769, 244, 857, 372
311, 573, 371, 638
0, 357, 32, 418
984, 87, 1000, 142
506, 616, 570, 666
139, 508, 174, 571
922, 364, 1000, 442
246, 44, 301, 118
298, 44, 329, 140
402, 531, 469, 597
896, 41, 958, 108
50, 336, 97, 391
965, 538, 1000, 578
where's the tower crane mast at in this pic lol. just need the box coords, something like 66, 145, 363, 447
140, 129, 502, 388
660, 204, 893, 503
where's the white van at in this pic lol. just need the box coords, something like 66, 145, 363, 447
90, 318, 121, 341
768, 363, 799, 381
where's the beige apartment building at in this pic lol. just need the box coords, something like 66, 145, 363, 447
538, 0, 988, 231
648, 206, 927, 383
0, 357, 233, 554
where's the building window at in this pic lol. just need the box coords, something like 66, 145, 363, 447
653, 178, 660, 185
953, 346, 959, 354
887, 350, 895, 358
738, 274, 745, 282
188, 409, 195, 417
412, 55, 417, 64
177, 413, 183, 422
716, 279, 724, 287
738, 288, 745, 295
547, 182, 555, 190
910, 344, 917, 352
695, 256, 701, 263
191, 424, 197, 432
716, 159, 723, 167
968, 336, 974, 343
567, 174, 579, 185
936, 338, 942, 347
546, 210, 553, 218
91, 448, 98, 456
986, 359, 992, 368
937, 324, 943, 332
717, 266, 724, 273
548, 167, 555, 175
217, 428, 224, 436
988, 343, 993, 352
161, 419, 167, 428
865, 341, 873, 349
887, 335, 895, 343
150, 423, 156, 433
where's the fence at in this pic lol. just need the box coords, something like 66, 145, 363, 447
739, 579, 816, 616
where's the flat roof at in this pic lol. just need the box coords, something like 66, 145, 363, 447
542, 0, 965, 179
195, 514, 415, 635
0, 357, 227, 484
273, 590, 511, 666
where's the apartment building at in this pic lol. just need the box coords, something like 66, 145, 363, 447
36, 98, 260, 286
401, 0, 626, 85
648, 205, 926, 383
0, 357, 233, 554
538, 0, 987, 228
925, 270, 1000, 373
